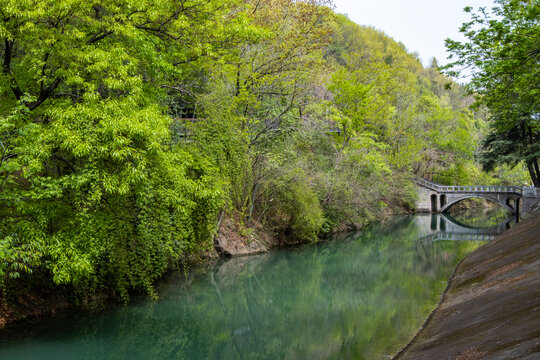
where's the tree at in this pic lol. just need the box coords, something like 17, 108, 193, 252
0, 0, 253, 298
189, 0, 334, 236
444, 0, 540, 186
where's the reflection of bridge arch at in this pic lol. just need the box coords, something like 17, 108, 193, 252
418, 213, 516, 244
440, 213, 514, 235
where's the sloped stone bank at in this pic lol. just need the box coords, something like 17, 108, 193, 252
394, 214, 540, 360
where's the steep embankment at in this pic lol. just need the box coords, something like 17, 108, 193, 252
394, 214, 540, 360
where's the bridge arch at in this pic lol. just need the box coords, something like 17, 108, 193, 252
439, 194, 516, 213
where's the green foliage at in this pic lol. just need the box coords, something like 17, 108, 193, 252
269, 171, 324, 242
325, 14, 485, 189
186, 114, 251, 213
0, 0, 514, 305
444, 0, 540, 186
190, 8, 496, 243
0, 0, 249, 298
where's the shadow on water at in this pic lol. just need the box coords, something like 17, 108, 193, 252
0, 213, 505, 360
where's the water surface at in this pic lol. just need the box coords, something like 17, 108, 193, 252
0, 213, 506, 360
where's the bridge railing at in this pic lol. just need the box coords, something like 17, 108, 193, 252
415, 178, 442, 191
523, 187, 540, 197
414, 178, 523, 194
437, 185, 522, 194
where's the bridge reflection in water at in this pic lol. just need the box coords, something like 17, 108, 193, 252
415, 213, 516, 243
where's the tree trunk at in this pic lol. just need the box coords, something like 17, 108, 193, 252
247, 161, 262, 222
533, 159, 540, 187
527, 162, 540, 187
235, 63, 240, 97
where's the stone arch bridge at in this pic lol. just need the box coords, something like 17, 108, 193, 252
414, 179, 529, 215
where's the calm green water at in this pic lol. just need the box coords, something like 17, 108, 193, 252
0, 213, 505, 360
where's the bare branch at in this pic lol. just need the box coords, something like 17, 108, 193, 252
2, 39, 23, 100
87, 30, 113, 45
27, 76, 62, 111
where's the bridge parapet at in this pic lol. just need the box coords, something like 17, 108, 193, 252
414, 179, 522, 194
523, 187, 540, 197
437, 185, 522, 194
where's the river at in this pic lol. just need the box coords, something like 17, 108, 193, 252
0, 212, 513, 360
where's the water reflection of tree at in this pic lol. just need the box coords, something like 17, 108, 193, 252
0, 216, 486, 360
447, 205, 510, 228
414, 240, 480, 276
144, 216, 484, 360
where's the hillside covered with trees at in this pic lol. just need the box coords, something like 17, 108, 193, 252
0, 0, 532, 305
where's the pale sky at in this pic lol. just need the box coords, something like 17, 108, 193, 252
332, 0, 497, 68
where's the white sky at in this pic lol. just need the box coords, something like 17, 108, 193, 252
332, 0, 497, 68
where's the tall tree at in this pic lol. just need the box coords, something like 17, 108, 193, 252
0, 0, 253, 297
444, 0, 540, 186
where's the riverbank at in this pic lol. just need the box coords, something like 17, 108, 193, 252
394, 213, 540, 360
213, 211, 379, 256
0, 209, 372, 330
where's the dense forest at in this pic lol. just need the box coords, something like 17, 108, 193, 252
0, 0, 535, 304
